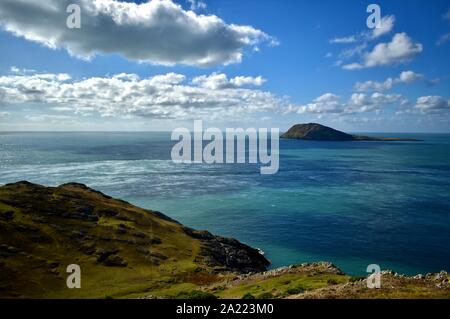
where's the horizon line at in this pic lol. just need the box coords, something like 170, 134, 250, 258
1, 130, 449, 134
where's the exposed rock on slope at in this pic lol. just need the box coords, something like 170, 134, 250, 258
281, 123, 420, 141
0, 181, 268, 298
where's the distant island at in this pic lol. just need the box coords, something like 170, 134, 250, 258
281, 123, 421, 141
1, 181, 448, 299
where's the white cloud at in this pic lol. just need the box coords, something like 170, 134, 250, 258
355, 78, 395, 92
330, 15, 395, 45
371, 15, 395, 39
341, 63, 363, 71
398, 70, 423, 83
414, 96, 450, 113
230, 75, 266, 87
363, 33, 423, 67
192, 73, 265, 90
0, 0, 274, 67
346, 92, 402, 113
354, 70, 424, 92
343, 33, 423, 70
296, 93, 343, 114
293, 92, 403, 115
339, 43, 367, 59
0, 72, 288, 120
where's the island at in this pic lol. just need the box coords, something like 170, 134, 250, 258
0, 181, 447, 299
281, 123, 421, 141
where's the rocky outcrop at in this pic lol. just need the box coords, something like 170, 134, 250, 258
281, 123, 420, 141
184, 228, 270, 273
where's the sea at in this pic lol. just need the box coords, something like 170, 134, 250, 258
1, 131, 449, 276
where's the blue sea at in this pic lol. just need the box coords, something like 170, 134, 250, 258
1, 132, 449, 276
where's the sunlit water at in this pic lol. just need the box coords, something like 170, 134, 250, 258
1, 132, 449, 275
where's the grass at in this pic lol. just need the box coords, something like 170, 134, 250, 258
213, 272, 350, 299
0, 182, 207, 299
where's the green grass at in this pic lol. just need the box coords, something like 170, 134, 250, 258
214, 273, 350, 299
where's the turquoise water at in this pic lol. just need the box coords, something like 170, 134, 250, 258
1, 132, 449, 275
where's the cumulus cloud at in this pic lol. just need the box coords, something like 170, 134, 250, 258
295, 93, 343, 114
291, 92, 403, 115
354, 70, 424, 92
330, 15, 402, 68
330, 15, 395, 45
398, 70, 423, 83
342, 33, 423, 70
192, 73, 265, 89
414, 96, 450, 113
346, 92, 403, 113
371, 15, 396, 39
0, 0, 274, 66
0, 72, 288, 120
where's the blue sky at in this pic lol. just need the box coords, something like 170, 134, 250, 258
0, 0, 449, 132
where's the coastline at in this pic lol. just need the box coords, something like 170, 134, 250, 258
1, 181, 449, 299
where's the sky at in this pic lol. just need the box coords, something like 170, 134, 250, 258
0, 0, 449, 132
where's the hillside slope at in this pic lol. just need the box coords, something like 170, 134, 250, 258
0, 181, 268, 298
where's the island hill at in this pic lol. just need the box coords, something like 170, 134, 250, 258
282, 123, 420, 141
1, 181, 448, 299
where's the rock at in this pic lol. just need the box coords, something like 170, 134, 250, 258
97, 208, 118, 217
96, 248, 119, 263
103, 255, 128, 267
135, 246, 149, 255
150, 237, 162, 245
47, 261, 60, 268
116, 224, 128, 234
133, 231, 147, 238
434, 271, 448, 282
149, 252, 168, 260
49, 268, 59, 275
194, 234, 270, 274
281, 123, 421, 142
80, 242, 96, 255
